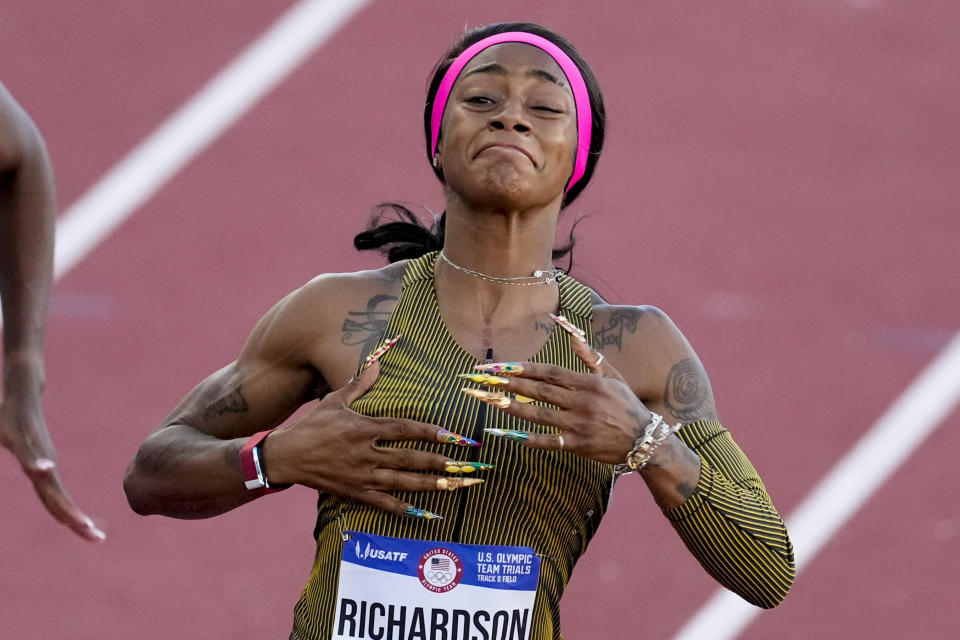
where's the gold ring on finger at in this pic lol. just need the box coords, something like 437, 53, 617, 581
557, 434, 565, 449
593, 353, 605, 368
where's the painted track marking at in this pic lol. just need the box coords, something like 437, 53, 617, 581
52, 0, 371, 280
671, 332, 960, 640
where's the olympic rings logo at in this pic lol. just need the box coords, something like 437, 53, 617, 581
426, 570, 453, 582
418, 548, 464, 593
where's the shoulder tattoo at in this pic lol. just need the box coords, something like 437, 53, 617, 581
592, 307, 646, 352
342, 294, 398, 367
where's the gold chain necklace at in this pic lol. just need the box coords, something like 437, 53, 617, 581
438, 252, 562, 286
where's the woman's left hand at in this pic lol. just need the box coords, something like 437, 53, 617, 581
462, 335, 652, 464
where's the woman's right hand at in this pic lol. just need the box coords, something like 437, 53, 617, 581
261, 360, 485, 519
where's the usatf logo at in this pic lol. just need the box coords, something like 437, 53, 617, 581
417, 547, 463, 593
355, 541, 408, 563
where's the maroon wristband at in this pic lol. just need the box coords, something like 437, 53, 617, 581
240, 430, 289, 495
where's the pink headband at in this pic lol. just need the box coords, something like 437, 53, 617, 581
429, 31, 592, 195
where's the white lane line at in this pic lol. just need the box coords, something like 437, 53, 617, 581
671, 332, 960, 640
53, 0, 371, 280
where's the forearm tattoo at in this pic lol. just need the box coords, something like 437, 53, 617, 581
342, 294, 397, 368
223, 440, 243, 470
675, 480, 697, 499
643, 435, 698, 499
663, 358, 716, 422
592, 308, 645, 352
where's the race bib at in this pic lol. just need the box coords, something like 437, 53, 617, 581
333, 531, 541, 640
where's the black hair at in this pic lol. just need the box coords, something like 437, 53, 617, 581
354, 22, 606, 267
353, 203, 446, 263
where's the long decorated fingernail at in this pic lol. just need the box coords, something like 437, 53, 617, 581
550, 314, 587, 342
483, 428, 530, 442
437, 428, 481, 447
404, 506, 444, 520
362, 335, 401, 370
459, 374, 530, 402
436, 477, 485, 491
473, 362, 524, 375
457, 373, 510, 386
461, 387, 512, 408
445, 461, 495, 473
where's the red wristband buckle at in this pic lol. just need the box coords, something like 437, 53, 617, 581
240, 430, 288, 494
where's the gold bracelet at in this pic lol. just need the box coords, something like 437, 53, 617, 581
614, 413, 681, 476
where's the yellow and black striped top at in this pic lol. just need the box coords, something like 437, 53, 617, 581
667, 421, 795, 608
289, 252, 794, 639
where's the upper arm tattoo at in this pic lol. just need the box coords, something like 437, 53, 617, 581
341, 294, 398, 368
201, 386, 249, 421
663, 358, 717, 422
170, 369, 250, 433
592, 308, 646, 352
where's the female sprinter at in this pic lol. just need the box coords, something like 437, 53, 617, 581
124, 22, 794, 640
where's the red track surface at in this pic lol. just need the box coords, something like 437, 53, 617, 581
2, 2, 958, 638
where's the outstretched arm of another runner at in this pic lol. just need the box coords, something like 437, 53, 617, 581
0, 82, 104, 542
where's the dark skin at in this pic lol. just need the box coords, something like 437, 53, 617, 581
124, 44, 714, 519
0, 82, 104, 541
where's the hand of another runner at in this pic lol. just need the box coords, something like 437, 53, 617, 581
0, 392, 105, 541
262, 360, 486, 519
464, 336, 653, 465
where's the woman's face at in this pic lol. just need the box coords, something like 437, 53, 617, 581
436, 43, 578, 210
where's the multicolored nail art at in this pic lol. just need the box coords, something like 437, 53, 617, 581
473, 362, 524, 375
483, 428, 531, 442
362, 335, 401, 370
403, 506, 443, 520
461, 387, 512, 408
436, 477, 485, 491
459, 373, 533, 404
550, 314, 587, 342
437, 428, 481, 447
444, 461, 495, 474
457, 373, 510, 386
